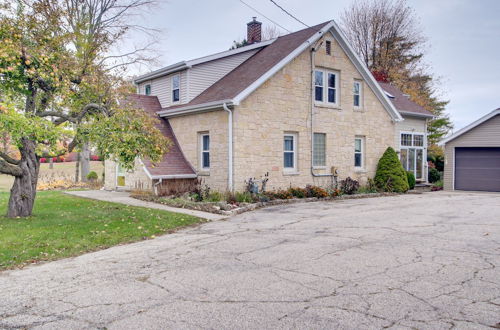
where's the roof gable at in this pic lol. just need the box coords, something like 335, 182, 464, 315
440, 108, 500, 145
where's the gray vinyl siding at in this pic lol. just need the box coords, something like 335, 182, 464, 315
137, 70, 188, 108
187, 49, 259, 101
444, 114, 500, 190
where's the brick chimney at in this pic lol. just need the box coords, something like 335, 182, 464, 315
247, 17, 262, 44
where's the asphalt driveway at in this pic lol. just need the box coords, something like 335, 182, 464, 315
1, 191, 499, 329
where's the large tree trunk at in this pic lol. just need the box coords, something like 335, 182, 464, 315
7, 138, 40, 218
80, 142, 90, 182
75, 152, 80, 182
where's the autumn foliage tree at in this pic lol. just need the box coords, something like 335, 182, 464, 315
0, 1, 169, 217
341, 0, 452, 144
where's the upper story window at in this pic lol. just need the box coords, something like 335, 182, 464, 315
172, 75, 180, 102
353, 81, 362, 108
355, 136, 364, 168
314, 69, 338, 106
325, 40, 331, 55
284, 133, 297, 172
313, 133, 326, 167
200, 133, 210, 169
144, 84, 151, 96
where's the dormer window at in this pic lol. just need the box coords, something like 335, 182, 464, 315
144, 84, 151, 96
172, 75, 180, 102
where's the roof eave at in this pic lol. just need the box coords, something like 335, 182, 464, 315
399, 111, 435, 119
157, 100, 234, 118
134, 62, 189, 84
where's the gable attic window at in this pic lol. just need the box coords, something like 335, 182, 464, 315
144, 84, 151, 96
314, 69, 338, 105
353, 80, 362, 108
325, 40, 331, 55
172, 74, 180, 102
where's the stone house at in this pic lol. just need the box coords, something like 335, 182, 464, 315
104, 18, 433, 194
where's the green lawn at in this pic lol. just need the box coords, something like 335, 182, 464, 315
0, 191, 204, 270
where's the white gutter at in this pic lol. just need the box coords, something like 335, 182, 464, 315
223, 102, 234, 192
157, 100, 233, 118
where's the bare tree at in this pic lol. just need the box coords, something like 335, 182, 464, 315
262, 25, 282, 40
340, 0, 425, 75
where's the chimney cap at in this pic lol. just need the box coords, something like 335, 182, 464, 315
247, 17, 261, 25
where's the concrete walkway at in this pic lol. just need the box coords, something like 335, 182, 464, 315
65, 190, 226, 221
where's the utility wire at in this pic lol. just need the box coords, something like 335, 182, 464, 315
269, 0, 310, 28
239, 0, 292, 33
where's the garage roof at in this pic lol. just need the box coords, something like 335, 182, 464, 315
439, 108, 500, 145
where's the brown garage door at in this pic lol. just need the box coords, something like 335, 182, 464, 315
455, 147, 500, 192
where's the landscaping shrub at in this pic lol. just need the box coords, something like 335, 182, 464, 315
406, 171, 416, 190
431, 180, 443, 191
58, 156, 65, 162
329, 188, 342, 197
205, 191, 224, 202
235, 191, 254, 203
305, 185, 328, 198
288, 187, 307, 198
339, 177, 359, 195
86, 171, 98, 181
428, 167, 441, 183
40, 157, 46, 163
374, 147, 409, 193
90, 155, 101, 161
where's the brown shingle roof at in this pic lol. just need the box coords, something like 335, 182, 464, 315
378, 82, 434, 117
127, 94, 196, 178
160, 21, 331, 112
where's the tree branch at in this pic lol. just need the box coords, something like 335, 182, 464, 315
0, 151, 21, 165
0, 158, 23, 177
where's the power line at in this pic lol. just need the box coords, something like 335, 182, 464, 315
268, 0, 310, 28
239, 0, 292, 33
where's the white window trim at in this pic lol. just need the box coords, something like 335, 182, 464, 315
283, 133, 298, 173
399, 131, 427, 180
354, 136, 365, 170
313, 132, 326, 168
353, 80, 363, 109
314, 68, 339, 107
171, 74, 180, 104
199, 133, 210, 171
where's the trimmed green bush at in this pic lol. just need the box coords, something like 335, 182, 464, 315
288, 187, 307, 198
428, 167, 441, 183
406, 171, 416, 190
374, 147, 409, 193
86, 171, 98, 181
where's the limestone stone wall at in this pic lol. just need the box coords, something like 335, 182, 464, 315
103, 158, 152, 192
232, 33, 396, 192
168, 110, 229, 192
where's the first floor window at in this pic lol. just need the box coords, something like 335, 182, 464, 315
200, 134, 210, 169
313, 133, 326, 167
145, 84, 151, 96
172, 74, 180, 102
354, 137, 364, 168
353, 81, 362, 107
284, 134, 297, 170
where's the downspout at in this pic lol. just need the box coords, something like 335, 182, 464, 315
154, 178, 163, 195
310, 42, 337, 186
223, 103, 234, 192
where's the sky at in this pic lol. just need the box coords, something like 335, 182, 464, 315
131, 0, 500, 131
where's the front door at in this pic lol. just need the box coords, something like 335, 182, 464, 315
116, 163, 126, 187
